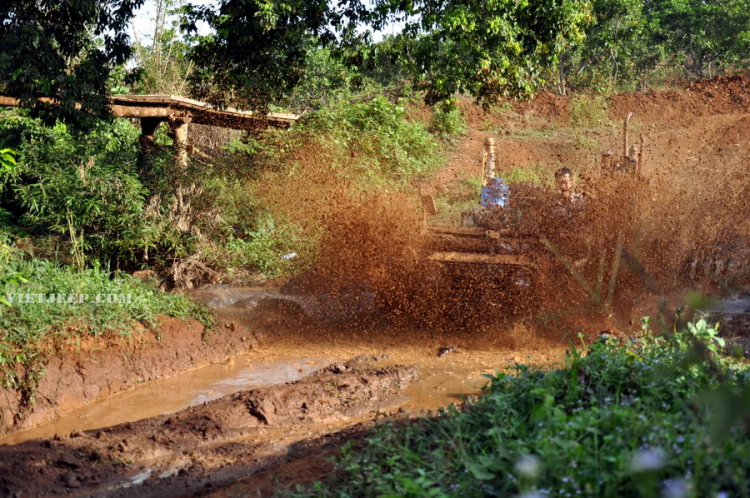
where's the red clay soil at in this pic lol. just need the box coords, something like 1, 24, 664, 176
0, 361, 418, 497
0, 75, 746, 497
610, 73, 750, 124
0, 316, 264, 437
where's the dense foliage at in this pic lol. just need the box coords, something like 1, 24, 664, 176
288, 324, 750, 497
181, 0, 357, 110
369, 0, 592, 105
558, 0, 750, 92
183, 0, 593, 107
0, 0, 143, 125
295, 95, 443, 182
181, 0, 749, 106
0, 110, 147, 262
2, 0, 747, 118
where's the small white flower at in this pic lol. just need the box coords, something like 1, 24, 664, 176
662, 478, 690, 498
629, 448, 665, 473
516, 454, 542, 479
516, 492, 544, 498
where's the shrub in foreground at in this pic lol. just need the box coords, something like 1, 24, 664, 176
289, 323, 749, 497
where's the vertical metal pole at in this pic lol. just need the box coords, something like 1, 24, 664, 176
484, 137, 495, 182
623, 112, 633, 159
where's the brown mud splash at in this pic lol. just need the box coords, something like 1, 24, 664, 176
267, 75, 749, 340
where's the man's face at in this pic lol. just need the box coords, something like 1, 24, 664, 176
557, 174, 574, 194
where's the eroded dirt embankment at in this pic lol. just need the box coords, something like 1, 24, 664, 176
0, 316, 264, 437
0, 361, 418, 497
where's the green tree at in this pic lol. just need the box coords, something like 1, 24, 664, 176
559, 0, 666, 92
185, 0, 592, 109
368, 0, 593, 106
656, 0, 750, 78
131, 0, 195, 95
182, 0, 354, 111
0, 0, 144, 125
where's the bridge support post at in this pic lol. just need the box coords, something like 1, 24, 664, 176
168, 116, 192, 168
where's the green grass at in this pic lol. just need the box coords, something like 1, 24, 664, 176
0, 238, 214, 403
572, 130, 603, 151
570, 95, 610, 129
286, 322, 750, 497
503, 165, 549, 186
505, 127, 559, 142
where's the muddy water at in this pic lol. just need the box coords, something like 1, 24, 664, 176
0, 355, 327, 445
0, 348, 512, 447
0, 287, 570, 448
0, 345, 554, 447
711, 293, 750, 315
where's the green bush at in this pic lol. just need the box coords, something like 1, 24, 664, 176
296, 95, 444, 184
288, 323, 750, 497
0, 110, 148, 262
430, 100, 467, 139
213, 211, 315, 278
570, 94, 610, 128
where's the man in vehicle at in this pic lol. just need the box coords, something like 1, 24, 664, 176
555, 167, 583, 204
551, 167, 589, 269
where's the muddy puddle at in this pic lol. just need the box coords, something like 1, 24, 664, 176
710, 292, 750, 315
0, 345, 547, 448
0, 353, 505, 447
0, 355, 328, 445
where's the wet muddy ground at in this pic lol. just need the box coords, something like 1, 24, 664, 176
0, 76, 747, 497
0, 291, 570, 497
0, 355, 419, 496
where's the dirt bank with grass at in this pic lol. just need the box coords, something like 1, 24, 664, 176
0, 360, 418, 496
0, 316, 264, 437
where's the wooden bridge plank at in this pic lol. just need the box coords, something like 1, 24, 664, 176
0, 94, 299, 130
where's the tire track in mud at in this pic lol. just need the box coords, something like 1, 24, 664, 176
2, 75, 748, 497
0, 362, 418, 497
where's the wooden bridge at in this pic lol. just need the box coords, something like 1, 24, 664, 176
0, 94, 300, 165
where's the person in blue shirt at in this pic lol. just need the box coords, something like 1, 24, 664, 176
480, 177, 510, 208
